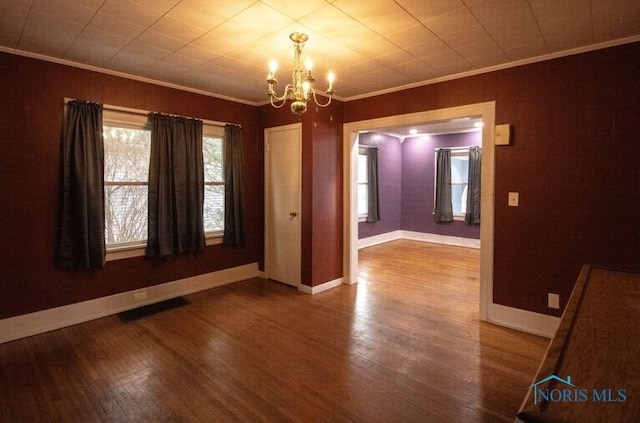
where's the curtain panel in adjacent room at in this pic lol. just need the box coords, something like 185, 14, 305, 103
433, 148, 453, 223
222, 124, 245, 246
57, 100, 106, 269
366, 146, 380, 222
145, 113, 205, 258
465, 146, 481, 224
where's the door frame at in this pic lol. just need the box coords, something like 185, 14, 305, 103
342, 102, 496, 321
264, 123, 302, 286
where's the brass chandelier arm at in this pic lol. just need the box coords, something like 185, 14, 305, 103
268, 84, 294, 108
269, 96, 288, 108
310, 89, 332, 108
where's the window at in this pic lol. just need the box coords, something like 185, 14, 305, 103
203, 126, 225, 234
450, 150, 469, 218
103, 109, 225, 253
357, 151, 369, 219
103, 111, 151, 249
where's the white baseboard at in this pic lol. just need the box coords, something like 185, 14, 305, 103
358, 230, 480, 250
488, 303, 560, 338
0, 262, 259, 344
298, 277, 344, 295
401, 230, 480, 249
259, 270, 344, 295
358, 230, 402, 249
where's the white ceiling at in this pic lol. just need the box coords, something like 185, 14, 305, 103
1, 0, 639, 104
370, 116, 485, 138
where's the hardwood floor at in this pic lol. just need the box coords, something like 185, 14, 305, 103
0, 240, 548, 422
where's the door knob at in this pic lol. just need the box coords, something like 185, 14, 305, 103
289, 211, 298, 217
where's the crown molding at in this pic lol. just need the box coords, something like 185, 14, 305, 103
0, 46, 258, 106
343, 35, 640, 102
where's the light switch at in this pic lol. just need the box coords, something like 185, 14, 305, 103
508, 192, 519, 207
548, 293, 560, 309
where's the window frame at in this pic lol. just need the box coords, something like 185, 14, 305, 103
102, 109, 151, 257
433, 147, 471, 222
202, 125, 225, 238
102, 107, 225, 262
357, 149, 369, 222
449, 149, 469, 221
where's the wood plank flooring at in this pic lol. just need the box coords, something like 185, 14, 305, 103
0, 240, 548, 422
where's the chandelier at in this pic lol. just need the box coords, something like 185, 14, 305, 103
266, 32, 335, 115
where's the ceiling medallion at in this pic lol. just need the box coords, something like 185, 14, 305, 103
266, 32, 335, 115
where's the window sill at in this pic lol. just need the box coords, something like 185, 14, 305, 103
105, 234, 223, 262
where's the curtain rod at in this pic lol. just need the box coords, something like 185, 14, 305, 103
358, 144, 378, 149
434, 146, 481, 151
64, 98, 240, 129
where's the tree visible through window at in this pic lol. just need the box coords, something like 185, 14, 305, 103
103, 125, 150, 247
203, 135, 224, 233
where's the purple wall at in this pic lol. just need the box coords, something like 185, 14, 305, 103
358, 131, 481, 240
358, 132, 402, 238
401, 132, 481, 239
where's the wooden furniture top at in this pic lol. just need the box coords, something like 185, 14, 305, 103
517, 265, 640, 422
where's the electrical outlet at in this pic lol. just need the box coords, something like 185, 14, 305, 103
508, 192, 519, 207
548, 293, 560, 309
133, 291, 148, 302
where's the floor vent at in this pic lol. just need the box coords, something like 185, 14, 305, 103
119, 297, 190, 322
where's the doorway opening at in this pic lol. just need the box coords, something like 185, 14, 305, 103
343, 102, 496, 321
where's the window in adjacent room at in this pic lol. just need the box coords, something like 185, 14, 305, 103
357, 150, 369, 220
450, 149, 469, 219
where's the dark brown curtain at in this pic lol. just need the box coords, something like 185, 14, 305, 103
57, 100, 106, 269
145, 113, 205, 258
222, 124, 245, 246
433, 148, 453, 223
366, 146, 380, 222
465, 146, 481, 224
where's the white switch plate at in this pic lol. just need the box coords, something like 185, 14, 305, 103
508, 192, 519, 207
548, 293, 560, 309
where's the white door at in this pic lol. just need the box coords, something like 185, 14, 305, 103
265, 123, 301, 287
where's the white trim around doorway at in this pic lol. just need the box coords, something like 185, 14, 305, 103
342, 102, 496, 322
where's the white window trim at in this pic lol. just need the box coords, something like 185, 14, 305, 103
103, 111, 150, 257
106, 236, 223, 262
450, 149, 469, 221
357, 149, 369, 221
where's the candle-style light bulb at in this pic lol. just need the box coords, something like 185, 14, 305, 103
305, 58, 313, 71
267, 59, 278, 95
327, 70, 335, 92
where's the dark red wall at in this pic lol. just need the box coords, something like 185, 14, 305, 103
0, 53, 261, 319
345, 42, 640, 316
309, 101, 344, 286
258, 100, 344, 288
2, 41, 638, 320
